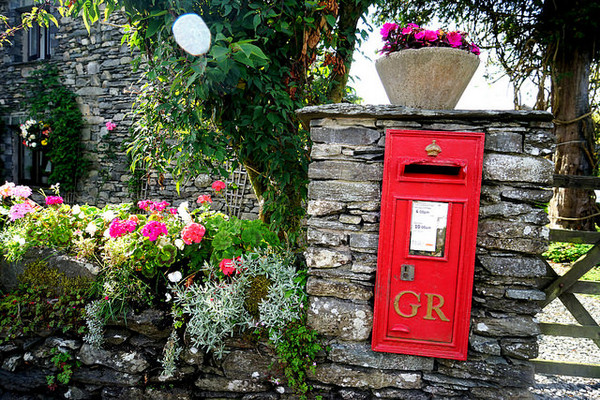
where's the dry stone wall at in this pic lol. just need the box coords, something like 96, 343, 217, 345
298, 104, 554, 399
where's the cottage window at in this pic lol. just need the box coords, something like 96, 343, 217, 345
25, 22, 51, 61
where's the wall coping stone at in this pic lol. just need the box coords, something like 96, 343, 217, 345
296, 104, 554, 128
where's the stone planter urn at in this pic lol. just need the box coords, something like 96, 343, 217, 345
375, 47, 480, 109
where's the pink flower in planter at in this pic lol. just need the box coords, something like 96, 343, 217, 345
212, 180, 226, 193
181, 222, 206, 245
380, 22, 398, 38
447, 31, 463, 47
141, 221, 168, 242
469, 42, 481, 55
416, 29, 438, 42
401, 23, 419, 35
45, 196, 64, 206
219, 258, 237, 276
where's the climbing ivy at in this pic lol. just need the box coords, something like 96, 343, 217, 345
23, 64, 86, 193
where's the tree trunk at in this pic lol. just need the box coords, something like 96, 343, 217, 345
547, 46, 597, 230
326, 0, 370, 103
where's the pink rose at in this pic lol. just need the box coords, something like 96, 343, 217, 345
212, 180, 226, 193
446, 31, 463, 47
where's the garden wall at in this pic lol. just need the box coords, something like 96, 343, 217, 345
299, 104, 554, 399
0, 104, 554, 400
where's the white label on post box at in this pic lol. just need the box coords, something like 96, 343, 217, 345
410, 201, 448, 255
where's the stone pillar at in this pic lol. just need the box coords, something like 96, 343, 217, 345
298, 104, 554, 399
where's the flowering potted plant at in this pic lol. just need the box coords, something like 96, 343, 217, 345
19, 119, 52, 148
375, 23, 481, 109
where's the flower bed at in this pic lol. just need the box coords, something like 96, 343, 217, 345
0, 181, 320, 396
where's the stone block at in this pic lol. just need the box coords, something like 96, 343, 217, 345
500, 338, 538, 360
195, 376, 268, 392
328, 342, 434, 370
307, 277, 373, 301
308, 297, 372, 341
473, 316, 540, 337
469, 334, 501, 355
309, 161, 383, 181
305, 247, 352, 269
477, 254, 547, 277
311, 126, 381, 145
311, 363, 421, 389
484, 131, 523, 153
479, 203, 549, 225
505, 288, 546, 301
309, 181, 381, 202
339, 214, 362, 224
470, 386, 534, 400
307, 200, 346, 216
477, 220, 549, 254
483, 153, 553, 184
501, 187, 553, 204
307, 229, 347, 247
311, 143, 343, 159
349, 233, 379, 249
221, 350, 274, 380
438, 357, 534, 388
77, 343, 149, 373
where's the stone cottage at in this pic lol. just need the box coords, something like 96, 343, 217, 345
0, 0, 258, 218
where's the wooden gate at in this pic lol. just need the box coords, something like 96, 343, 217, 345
533, 174, 600, 377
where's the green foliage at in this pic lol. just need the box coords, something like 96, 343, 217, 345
46, 347, 80, 390
273, 320, 323, 399
543, 242, 593, 263
0, 261, 91, 343
23, 65, 86, 193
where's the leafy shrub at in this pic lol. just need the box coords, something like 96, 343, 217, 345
543, 242, 593, 263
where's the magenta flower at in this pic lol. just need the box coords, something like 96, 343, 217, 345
401, 23, 419, 35
447, 31, 463, 47
415, 30, 438, 42
108, 218, 137, 238
105, 121, 117, 131
141, 221, 168, 242
469, 43, 481, 55
45, 196, 64, 206
9, 202, 35, 221
152, 201, 170, 212
219, 258, 237, 276
380, 22, 398, 38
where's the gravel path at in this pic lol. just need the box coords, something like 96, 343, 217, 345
532, 291, 600, 399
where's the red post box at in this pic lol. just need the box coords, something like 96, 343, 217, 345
372, 129, 485, 360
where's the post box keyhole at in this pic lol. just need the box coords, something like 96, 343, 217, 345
400, 264, 415, 281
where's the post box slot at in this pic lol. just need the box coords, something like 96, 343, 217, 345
404, 164, 462, 176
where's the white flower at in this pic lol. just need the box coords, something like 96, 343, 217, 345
174, 238, 185, 250
85, 222, 97, 236
167, 271, 183, 283
157, 236, 170, 248
30, 142, 37, 148
29, 134, 35, 140
13, 235, 25, 246
165, 293, 172, 302
177, 201, 192, 225
102, 210, 116, 222
275, 386, 285, 394
103, 228, 111, 239
251, 372, 260, 379
72, 205, 82, 217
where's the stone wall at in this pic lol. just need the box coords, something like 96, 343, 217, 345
298, 104, 554, 399
0, 2, 259, 219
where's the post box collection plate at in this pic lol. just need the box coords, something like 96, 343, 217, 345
372, 129, 485, 361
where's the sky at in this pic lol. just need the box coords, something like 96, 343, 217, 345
349, 19, 535, 110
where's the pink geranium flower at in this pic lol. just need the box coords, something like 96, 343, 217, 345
141, 221, 168, 241
212, 181, 226, 193
8, 202, 35, 221
447, 31, 463, 47
197, 194, 212, 204
105, 121, 117, 131
181, 222, 206, 245
108, 218, 137, 238
45, 196, 64, 206
0, 182, 15, 197
219, 258, 237, 276
11, 185, 32, 199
